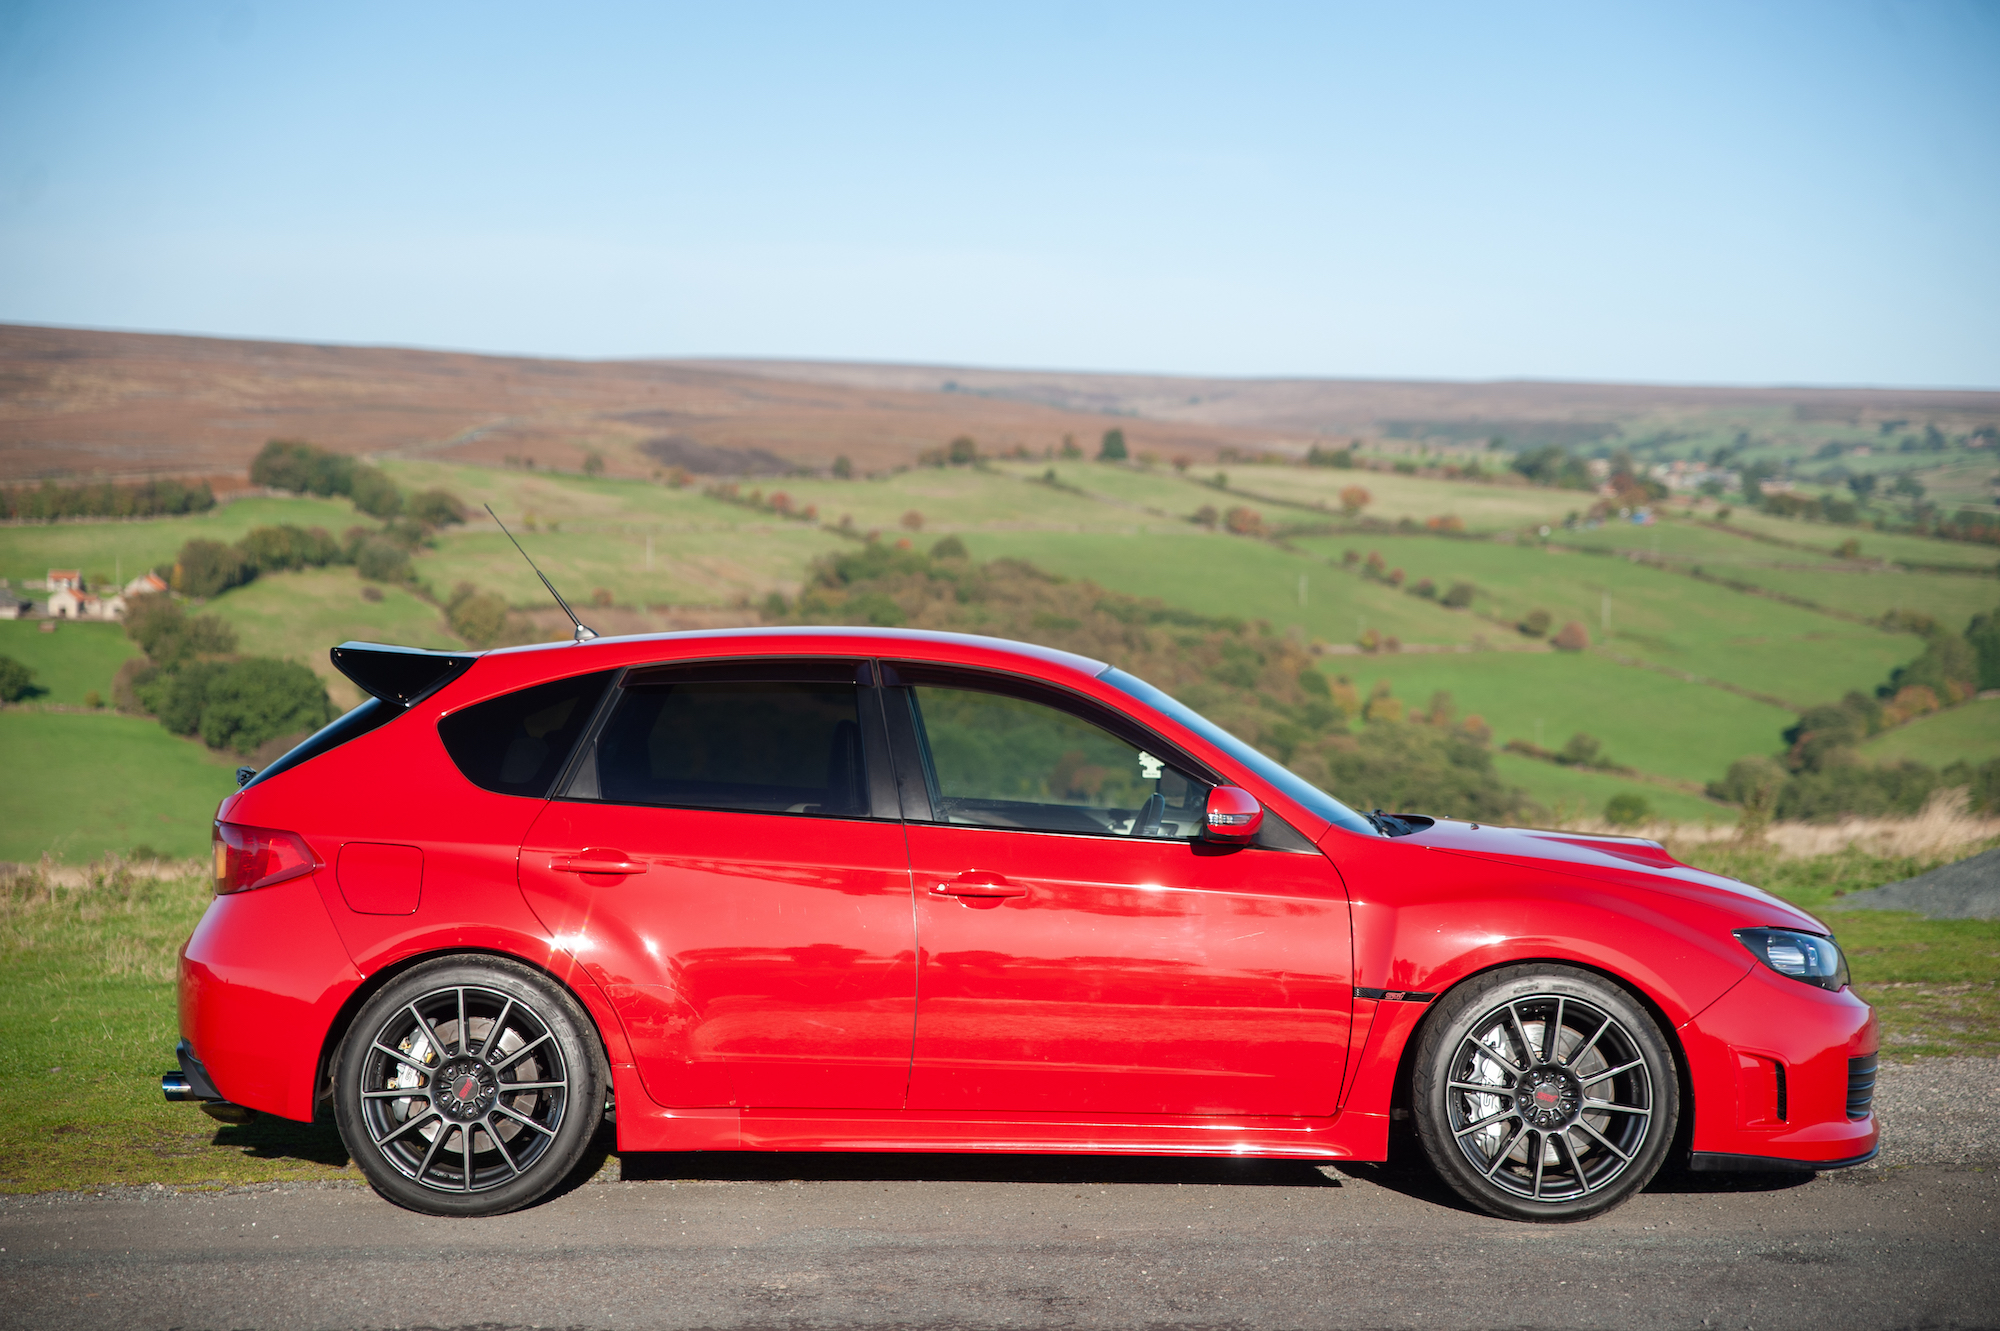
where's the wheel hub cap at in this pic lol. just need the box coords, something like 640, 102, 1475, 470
434, 1059, 498, 1121
1520, 1064, 1582, 1129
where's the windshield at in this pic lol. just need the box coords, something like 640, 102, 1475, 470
1097, 666, 1378, 838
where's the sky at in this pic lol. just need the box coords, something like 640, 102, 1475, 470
1, 1, 1995, 387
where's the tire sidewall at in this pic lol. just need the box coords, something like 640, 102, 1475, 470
334, 956, 602, 1217
1412, 964, 1679, 1222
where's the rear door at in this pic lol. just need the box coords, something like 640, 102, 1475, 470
888, 665, 1354, 1117
517, 658, 917, 1110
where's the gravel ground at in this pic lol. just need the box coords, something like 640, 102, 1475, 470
1843, 846, 2000, 918
1874, 1055, 2000, 1167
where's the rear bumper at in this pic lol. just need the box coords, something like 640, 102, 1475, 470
1679, 962, 1880, 1166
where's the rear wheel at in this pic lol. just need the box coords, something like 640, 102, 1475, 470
334, 957, 601, 1216
1412, 965, 1678, 1222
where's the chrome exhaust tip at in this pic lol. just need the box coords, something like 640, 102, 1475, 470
162, 1072, 195, 1102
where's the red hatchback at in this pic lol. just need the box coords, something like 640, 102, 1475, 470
166, 627, 1878, 1221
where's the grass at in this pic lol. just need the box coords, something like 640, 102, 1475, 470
1, 836, 1989, 1194
959, 529, 1482, 647
1673, 841, 2000, 1061
1858, 698, 2000, 769
0, 619, 140, 705
204, 568, 465, 710
0, 495, 363, 591
1129, 462, 1585, 532
0, 712, 239, 863
1491, 750, 1734, 826
1289, 531, 1920, 708
1321, 648, 1794, 786
0, 865, 355, 1193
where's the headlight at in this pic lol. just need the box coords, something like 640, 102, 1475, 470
1733, 927, 1849, 991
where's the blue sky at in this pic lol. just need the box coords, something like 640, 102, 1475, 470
1, 2, 1995, 386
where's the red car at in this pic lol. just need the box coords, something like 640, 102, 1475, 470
165, 627, 1878, 1221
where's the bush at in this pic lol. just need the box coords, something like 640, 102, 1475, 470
147, 658, 334, 754
1551, 620, 1590, 652
899, 510, 925, 532
0, 477, 215, 521
1339, 485, 1371, 515
444, 582, 514, 648
1558, 733, 1604, 767
123, 596, 237, 666
1776, 759, 1938, 822
1441, 582, 1475, 609
347, 465, 403, 519
1518, 608, 1552, 638
929, 535, 969, 560
0, 655, 37, 702
353, 537, 412, 583
238, 524, 342, 572
1603, 793, 1651, 827
407, 489, 468, 527
1098, 429, 1128, 461
252, 438, 357, 495
173, 539, 251, 599
1224, 506, 1264, 536
947, 436, 979, 466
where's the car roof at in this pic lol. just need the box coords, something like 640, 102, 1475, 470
481, 624, 1110, 681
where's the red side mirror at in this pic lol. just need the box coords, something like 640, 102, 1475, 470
1203, 786, 1263, 843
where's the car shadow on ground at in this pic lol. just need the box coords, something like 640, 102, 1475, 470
615, 1148, 1345, 1189
208, 1117, 351, 1169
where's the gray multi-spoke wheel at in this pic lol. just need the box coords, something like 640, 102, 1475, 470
334, 958, 602, 1216
1413, 965, 1678, 1222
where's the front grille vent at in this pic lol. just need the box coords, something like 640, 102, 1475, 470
1846, 1054, 1879, 1121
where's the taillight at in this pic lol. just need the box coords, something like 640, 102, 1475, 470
211, 821, 317, 896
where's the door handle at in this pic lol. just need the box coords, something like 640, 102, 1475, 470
550, 850, 645, 876
932, 871, 1027, 898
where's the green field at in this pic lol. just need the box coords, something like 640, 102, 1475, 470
204, 568, 466, 710
1290, 532, 1920, 708
0, 495, 362, 591
0, 619, 139, 705
1321, 648, 1794, 785
1491, 751, 1733, 826
0, 712, 237, 863
1858, 698, 2000, 768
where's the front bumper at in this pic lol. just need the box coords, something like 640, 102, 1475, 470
1679, 961, 1880, 1166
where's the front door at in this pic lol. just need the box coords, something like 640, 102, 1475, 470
518, 658, 916, 1110
890, 669, 1354, 1117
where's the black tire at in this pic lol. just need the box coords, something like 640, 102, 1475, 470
1412, 964, 1679, 1222
334, 957, 602, 1217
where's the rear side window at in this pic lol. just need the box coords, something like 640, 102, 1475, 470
595, 680, 869, 816
439, 671, 615, 798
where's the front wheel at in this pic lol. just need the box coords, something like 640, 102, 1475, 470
1412, 965, 1679, 1222
334, 957, 602, 1216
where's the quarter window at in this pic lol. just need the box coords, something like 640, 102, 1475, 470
438, 671, 616, 798
908, 685, 1211, 838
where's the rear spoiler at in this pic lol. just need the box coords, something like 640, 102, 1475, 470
331, 641, 478, 708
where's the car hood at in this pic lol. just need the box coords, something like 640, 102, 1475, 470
1399, 819, 1828, 934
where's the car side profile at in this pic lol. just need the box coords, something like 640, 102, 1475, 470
165, 626, 1878, 1221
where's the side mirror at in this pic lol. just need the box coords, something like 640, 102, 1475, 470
1203, 786, 1263, 844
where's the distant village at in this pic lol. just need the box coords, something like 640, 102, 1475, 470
0, 568, 168, 623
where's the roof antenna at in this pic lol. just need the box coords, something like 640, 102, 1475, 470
485, 503, 598, 642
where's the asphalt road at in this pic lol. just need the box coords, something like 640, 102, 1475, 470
5, 1059, 1997, 1331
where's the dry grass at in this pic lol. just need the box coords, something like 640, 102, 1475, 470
1551, 788, 2000, 863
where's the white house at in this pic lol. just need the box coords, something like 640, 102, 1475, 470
124, 571, 169, 598
46, 569, 127, 620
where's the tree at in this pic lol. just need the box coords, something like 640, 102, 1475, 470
446, 582, 514, 648
832, 455, 854, 479
250, 439, 353, 496
1518, 608, 1552, 638
0, 655, 37, 702
1441, 582, 1476, 609
1847, 473, 1878, 501
582, 451, 606, 477
899, 510, 925, 531
1060, 435, 1083, 460
1966, 607, 2000, 690
1098, 429, 1128, 462
124, 596, 237, 665
929, 535, 969, 560
354, 536, 412, 582
1603, 793, 1651, 827
1558, 733, 1604, 766
407, 489, 468, 527
1224, 506, 1264, 536
1551, 620, 1590, 652
947, 436, 979, 466
173, 539, 251, 598
1339, 485, 1372, 516
347, 465, 403, 518
193, 658, 336, 754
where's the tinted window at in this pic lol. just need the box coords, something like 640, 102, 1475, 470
595, 681, 869, 816
909, 685, 1211, 838
438, 671, 615, 798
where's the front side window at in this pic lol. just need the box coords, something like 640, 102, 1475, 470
595, 680, 870, 816
909, 684, 1211, 838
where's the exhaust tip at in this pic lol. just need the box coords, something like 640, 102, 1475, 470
162, 1072, 194, 1102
